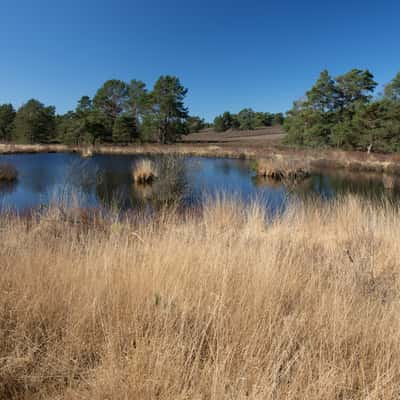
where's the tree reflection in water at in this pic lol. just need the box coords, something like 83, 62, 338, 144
95, 155, 190, 211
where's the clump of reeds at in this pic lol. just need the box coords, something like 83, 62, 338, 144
256, 157, 310, 181
80, 147, 94, 158
0, 163, 18, 182
132, 159, 158, 184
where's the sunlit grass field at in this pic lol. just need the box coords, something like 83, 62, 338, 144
1, 196, 400, 399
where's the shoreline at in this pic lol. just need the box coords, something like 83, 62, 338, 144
1, 142, 400, 175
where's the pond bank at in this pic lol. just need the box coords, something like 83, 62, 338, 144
2, 142, 400, 175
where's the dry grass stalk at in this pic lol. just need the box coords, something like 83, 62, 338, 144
132, 159, 158, 184
1, 196, 400, 399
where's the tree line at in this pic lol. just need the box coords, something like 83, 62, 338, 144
2, 70, 400, 152
213, 109, 284, 132
0, 75, 200, 145
284, 69, 400, 152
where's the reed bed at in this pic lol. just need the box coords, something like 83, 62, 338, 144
1, 196, 400, 399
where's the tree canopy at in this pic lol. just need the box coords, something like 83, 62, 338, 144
0, 104, 16, 141
0, 75, 191, 145
150, 76, 189, 144
284, 69, 400, 152
384, 72, 400, 102
213, 110, 283, 132
13, 99, 56, 144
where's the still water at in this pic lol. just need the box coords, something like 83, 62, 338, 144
0, 152, 399, 213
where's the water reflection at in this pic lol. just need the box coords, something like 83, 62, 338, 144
308, 169, 400, 200
253, 169, 400, 202
0, 181, 18, 196
0, 152, 400, 213
95, 156, 189, 210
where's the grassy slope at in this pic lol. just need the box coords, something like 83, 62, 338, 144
1, 196, 400, 399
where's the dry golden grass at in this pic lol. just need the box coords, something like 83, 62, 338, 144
132, 159, 158, 184
256, 158, 310, 182
80, 147, 94, 158
1, 196, 400, 399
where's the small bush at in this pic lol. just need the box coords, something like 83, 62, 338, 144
0, 163, 18, 182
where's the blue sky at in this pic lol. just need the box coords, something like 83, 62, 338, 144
0, 0, 399, 121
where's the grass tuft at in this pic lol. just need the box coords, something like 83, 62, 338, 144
132, 159, 158, 184
256, 157, 310, 181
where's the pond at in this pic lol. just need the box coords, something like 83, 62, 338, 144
0, 152, 399, 214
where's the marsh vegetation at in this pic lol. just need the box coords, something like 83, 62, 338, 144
1, 196, 400, 399
0, 153, 400, 398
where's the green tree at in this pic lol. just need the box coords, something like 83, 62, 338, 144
140, 113, 159, 142
213, 111, 239, 132
0, 104, 16, 141
330, 119, 357, 149
284, 102, 331, 147
237, 108, 257, 130
57, 96, 111, 145
254, 112, 269, 127
151, 76, 189, 143
384, 72, 400, 101
56, 111, 76, 143
126, 80, 148, 121
112, 114, 138, 143
84, 110, 111, 144
272, 112, 285, 125
213, 115, 225, 132
186, 115, 206, 133
350, 100, 400, 152
76, 95, 93, 114
306, 70, 337, 112
285, 69, 378, 149
78, 95, 111, 143
13, 99, 56, 143
122, 80, 149, 140
93, 80, 128, 122
335, 69, 377, 113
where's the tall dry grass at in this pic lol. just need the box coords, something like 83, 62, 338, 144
1, 196, 400, 399
132, 159, 158, 184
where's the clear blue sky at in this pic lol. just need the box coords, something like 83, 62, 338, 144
0, 0, 399, 121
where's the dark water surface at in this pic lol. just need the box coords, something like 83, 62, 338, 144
0, 152, 399, 213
